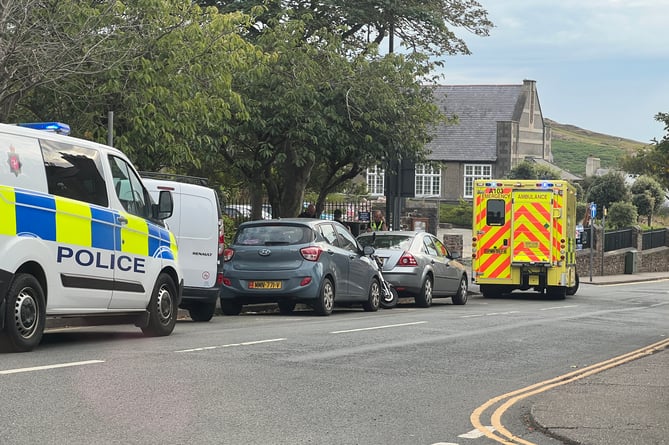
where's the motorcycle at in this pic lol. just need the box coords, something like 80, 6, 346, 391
363, 245, 398, 309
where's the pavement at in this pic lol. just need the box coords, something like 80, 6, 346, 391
440, 227, 669, 444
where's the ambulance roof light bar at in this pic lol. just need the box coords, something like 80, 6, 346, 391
17, 122, 71, 135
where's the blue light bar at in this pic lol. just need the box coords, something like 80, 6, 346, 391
18, 122, 71, 135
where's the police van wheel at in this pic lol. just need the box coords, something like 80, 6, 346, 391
142, 273, 177, 337
0, 274, 46, 353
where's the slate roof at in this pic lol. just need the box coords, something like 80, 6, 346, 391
426, 84, 525, 162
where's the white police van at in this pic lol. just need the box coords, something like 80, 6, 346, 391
0, 122, 183, 352
142, 174, 223, 322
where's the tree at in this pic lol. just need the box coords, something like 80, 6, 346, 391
622, 112, 669, 189
630, 175, 665, 226
607, 201, 638, 229
14, 2, 261, 183
206, 0, 493, 58
220, 18, 443, 217
1, 1, 143, 122
585, 172, 630, 216
508, 161, 560, 180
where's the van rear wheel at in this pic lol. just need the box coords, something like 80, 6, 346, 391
0, 273, 46, 353
142, 273, 178, 337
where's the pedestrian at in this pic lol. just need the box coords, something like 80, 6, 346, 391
367, 210, 387, 231
333, 209, 351, 231
298, 204, 317, 218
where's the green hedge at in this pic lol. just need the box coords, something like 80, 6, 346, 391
440, 200, 473, 228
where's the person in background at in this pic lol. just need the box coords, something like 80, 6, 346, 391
298, 203, 317, 218
333, 209, 351, 231
368, 210, 388, 231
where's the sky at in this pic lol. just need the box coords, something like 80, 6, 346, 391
437, 0, 669, 143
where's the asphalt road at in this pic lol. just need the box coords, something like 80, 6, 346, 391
0, 279, 667, 445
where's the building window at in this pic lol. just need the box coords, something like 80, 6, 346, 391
366, 166, 385, 196
415, 164, 441, 197
464, 164, 492, 198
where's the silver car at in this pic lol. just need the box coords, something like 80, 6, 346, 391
357, 231, 468, 307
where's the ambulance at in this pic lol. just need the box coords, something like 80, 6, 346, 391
0, 122, 182, 352
471, 179, 579, 299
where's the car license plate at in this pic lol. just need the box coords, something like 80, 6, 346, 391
249, 281, 282, 289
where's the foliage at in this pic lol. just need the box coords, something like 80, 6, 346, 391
576, 201, 587, 223
630, 175, 665, 226
440, 199, 472, 228
621, 112, 669, 189
585, 172, 630, 216
507, 161, 560, 180
606, 201, 638, 229
207, 0, 493, 59
0, 0, 140, 121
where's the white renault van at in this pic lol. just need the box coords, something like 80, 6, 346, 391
143, 175, 223, 321
0, 122, 182, 352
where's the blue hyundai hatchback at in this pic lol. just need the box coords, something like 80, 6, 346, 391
220, 218, 381, 315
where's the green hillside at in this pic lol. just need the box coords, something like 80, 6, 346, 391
547, 118, 649, 177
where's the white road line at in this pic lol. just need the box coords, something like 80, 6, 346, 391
458, 426, 496, 439
175, 337, 286, 353
540, 305, 579, 310
330, 321, 427, 334
0, 360, 104, 375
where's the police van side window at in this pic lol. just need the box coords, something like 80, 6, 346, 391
486, 199, 505, 226
40, 139, 108, 207
109, 155, 151, 219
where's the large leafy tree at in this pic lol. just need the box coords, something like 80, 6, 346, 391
205, 0, 493, 57
622, 112, 669, 189
585, 172, 630, 217
1, 0, 140, 122
630, 175, 665, 226
220, 17, 444, 217
16, 1, 261, 181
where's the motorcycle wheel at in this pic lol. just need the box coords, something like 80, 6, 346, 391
380, 286, 399, 309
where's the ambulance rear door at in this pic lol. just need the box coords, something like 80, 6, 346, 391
510, 189, 553, 265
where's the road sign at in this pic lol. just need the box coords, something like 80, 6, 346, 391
590, 202, 597, 218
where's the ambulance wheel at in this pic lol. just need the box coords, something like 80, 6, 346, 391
142, 273, 178, 337
415, 276, 433, 308
188, 301, 216, 322
546, 286, 567, 300
566, 273, 579, 296
0, 273, 46, 353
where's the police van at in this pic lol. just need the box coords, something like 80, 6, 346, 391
0, 122, 183, 352
142, 174, 223, 322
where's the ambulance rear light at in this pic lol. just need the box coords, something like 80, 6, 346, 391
18, 122, 71, 135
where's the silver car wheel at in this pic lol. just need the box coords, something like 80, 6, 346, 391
416, 277, 433, 308
452, 276, 468, 305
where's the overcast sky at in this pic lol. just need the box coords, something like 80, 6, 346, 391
438, 0, 668, 143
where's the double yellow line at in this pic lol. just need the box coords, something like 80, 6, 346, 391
470, 337, 669, 445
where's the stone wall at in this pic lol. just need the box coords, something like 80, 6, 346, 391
443, 234, 463, 258
575, 225, 669, 277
